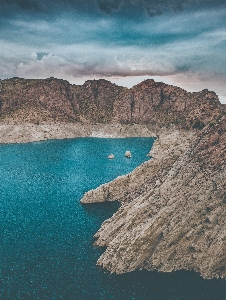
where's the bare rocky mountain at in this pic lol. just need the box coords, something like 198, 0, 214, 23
0, 77, 223, 128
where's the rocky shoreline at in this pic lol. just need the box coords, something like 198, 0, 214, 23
0, 123, 156, 144
81, 116, 226, 279
81, 128, 196, 204
1, 119, 225, 280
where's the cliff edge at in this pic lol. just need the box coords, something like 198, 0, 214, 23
82, 117, 226, 279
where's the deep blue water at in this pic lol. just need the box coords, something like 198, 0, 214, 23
0, 137, 226, 300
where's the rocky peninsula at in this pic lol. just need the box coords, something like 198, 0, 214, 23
81, 117, 226, 279
1, 77, 225, 279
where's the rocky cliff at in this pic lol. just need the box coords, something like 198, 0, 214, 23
0, 77, 223, 128
81, 128, 196, 204
81, 116, 226, 279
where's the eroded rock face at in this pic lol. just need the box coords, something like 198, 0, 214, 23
83, 117, 226, 279
0, 77, 77, 123
0, 77, 223, 128
80, 129, 196, 204
0, 123, 156, 144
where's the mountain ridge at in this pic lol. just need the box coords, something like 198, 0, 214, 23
0, 77, 223, 129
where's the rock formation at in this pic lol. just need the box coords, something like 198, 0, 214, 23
81, 116, 226, 279
0, 77, 223, 129
125, 150, 132, 158
81, 129, 196, 204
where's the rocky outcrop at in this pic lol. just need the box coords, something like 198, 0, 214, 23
82, 117, 226, 279
81, 129, 196, 204
0, 77, 77, 124
125, 150, 132, 158
222, 104, 226, 114
0, 77, 223, 128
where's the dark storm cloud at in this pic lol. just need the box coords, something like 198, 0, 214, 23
95, 0, 123, 14
1, 0, 226, 16
104, 0, 219, 14
0, 0, 226, 102
139, 0, 184, 17
0, 0, 94, 18
1, 0, 44, 12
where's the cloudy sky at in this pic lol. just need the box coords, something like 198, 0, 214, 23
1, 0, 226, 103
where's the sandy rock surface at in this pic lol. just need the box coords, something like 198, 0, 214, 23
82, 117, 226, 279
0, 123, 156, 144
81, 128, 196, 204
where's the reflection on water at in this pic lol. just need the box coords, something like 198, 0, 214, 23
0, 138, 226, 300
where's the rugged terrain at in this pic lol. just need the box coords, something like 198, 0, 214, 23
81, 128, 196, 204
1, 76, 226, 279
0, 77, 223, 128
0, 76, 223, 144
81, 116, 226, 279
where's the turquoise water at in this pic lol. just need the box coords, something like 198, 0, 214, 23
0, 137, 226, 300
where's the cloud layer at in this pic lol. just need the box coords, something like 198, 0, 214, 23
1, 0, 226, 15
0, 0, 226, 103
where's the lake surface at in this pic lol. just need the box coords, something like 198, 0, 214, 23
0, 137, 226, 300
